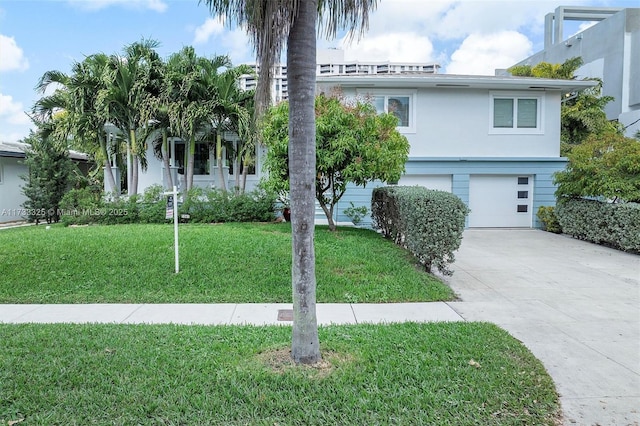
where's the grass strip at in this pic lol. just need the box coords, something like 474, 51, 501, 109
0, 322, 560, 425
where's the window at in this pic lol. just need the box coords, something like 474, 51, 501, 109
490, 92, 543, 134
172, 142, 211, 175
359, 90, 416, 132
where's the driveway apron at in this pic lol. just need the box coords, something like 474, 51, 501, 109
445, 229, 640, 426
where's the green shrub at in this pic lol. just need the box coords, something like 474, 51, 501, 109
371, 186, 470, 275
138, 185, 168, 224
555, 198, 640, 253
59, 186, 277, 226
344, 202, 368, 225
59, 187, 104, 226
536, 206, 562, 233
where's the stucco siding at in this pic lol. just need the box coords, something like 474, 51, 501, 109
0, 157, 29, 223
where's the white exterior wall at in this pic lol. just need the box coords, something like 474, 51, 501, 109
0, 157, 28, 223
340, 87, 562, 158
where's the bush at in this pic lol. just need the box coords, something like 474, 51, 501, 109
536, 206, 562, 233
58, 186, 277, 226
555, 198, 640, 253
59, 188, 104, 226
371, 186, 469, 275
344, 202, 368, 226
138, 185, 169, 224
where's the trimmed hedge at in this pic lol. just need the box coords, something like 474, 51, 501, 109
59, 185, 277, 226
371, 186, 469, 275
555, 198, 640, 253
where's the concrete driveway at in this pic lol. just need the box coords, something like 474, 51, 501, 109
445, 229, 640, 426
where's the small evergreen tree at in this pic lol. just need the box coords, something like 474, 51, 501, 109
21, 131, 75, 223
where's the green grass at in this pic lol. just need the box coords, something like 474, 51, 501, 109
0, 322, 561, 425
0, 223, 453, 303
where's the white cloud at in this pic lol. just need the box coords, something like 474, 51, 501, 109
0, 35, 29, 72
433, 1, 556, 40
192, 17, 253, 64
66, 0, 167, 12
446, 31, 533, 75
0, 93, 29, 125
341, 32, 435, 63
571, 21, 598, 37
193, 17, 226, 45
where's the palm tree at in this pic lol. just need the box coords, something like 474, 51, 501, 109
34, 54, 120, 198
205, 62, 254, 192
201, 0, 378, 364
163, 47, 223, 191
101, 39, 163, 196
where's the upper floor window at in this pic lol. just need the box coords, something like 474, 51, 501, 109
359, 89, 416, 133
490, 92, 543, 134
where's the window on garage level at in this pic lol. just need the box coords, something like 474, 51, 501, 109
490, 92, 543, 134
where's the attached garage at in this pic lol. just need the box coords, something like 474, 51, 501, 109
397, 174, 452, 192
468, 175, 533, 227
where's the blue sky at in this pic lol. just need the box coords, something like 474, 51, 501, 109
0, 0, 635, 143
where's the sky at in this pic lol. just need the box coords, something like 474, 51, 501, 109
0, 0, 635, 144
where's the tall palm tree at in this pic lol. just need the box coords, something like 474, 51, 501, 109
101, 39, 163, 196
163, 47, 223, 191
34, 54, 120, 198
205, 62, 254, 192
202, 0, 377, 364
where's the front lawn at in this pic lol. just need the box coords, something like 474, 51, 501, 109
0, 322, 561, 425
0, 223, 454, 303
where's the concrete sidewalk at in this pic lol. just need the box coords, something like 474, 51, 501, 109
0, 302, 464, 325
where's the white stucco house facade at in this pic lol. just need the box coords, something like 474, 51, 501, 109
129, 73, 594, 228
315, 74, 595, 228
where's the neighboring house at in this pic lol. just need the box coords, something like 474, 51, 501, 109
509, 6, 640, 137
316, 73, 595, 228
0, 142, 91, 224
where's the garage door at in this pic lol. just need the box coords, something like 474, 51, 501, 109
397, 174, 452, 192
468, 175, 533, 227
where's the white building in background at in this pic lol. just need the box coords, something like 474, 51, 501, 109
239, 49, 441, 103
509, 6, 640, 137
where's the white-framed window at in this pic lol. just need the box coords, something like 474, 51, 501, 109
357, 89, 417, 133
489, 92, 544, 134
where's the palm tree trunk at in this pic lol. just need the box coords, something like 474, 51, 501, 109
216, 132, 227, 191
162, 131, 174, 189
187, 136, 195, 191
288, 0, 321, 365
129, 129, 139, 196
240, 150, 251, 193
99, 133, 119, 199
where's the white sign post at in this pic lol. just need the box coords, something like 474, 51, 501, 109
164, 186, 179, 273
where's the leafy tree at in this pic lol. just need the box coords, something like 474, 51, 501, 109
202, 0, 378, 365
262, 93, 409, 231
509, 57, 621, 153
20, 131, 75, 224
554, 132, 640, 202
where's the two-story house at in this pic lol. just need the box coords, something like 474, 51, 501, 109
316, 74, 595, 228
